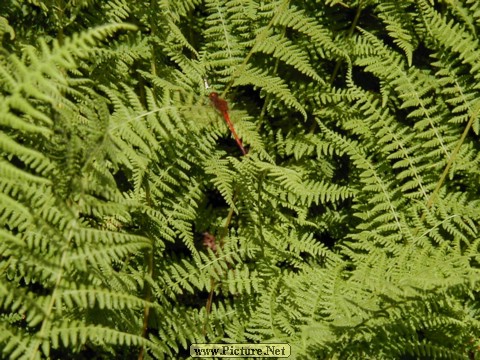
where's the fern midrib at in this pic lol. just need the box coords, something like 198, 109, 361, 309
29, 224, 75, 360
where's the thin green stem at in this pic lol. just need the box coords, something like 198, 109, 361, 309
222, 0, 290, 98
310, 1, 363, 134
422, 105, 479, 216
138, 180, 154, 360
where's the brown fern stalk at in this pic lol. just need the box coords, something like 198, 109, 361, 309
202, 205, 236, 337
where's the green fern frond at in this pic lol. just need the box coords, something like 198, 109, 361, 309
375, 1, 417, 67
2, 1, 480, 359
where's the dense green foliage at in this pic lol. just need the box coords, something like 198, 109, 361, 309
1, 0, 480, 359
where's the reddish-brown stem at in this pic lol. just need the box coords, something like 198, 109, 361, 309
202, 206, 235, 336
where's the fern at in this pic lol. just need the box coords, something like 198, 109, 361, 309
1, 1, 480, 359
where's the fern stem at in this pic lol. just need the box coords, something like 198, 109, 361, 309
203, 200, 236, 336
203, 277, 216, 336
138, 181, 154, 360
421, 104, 479, 216
149, 1, 160, 98
257, 26, 285, 133
54, 0, 65, 45
222, 0, 290, 98
137, 251, 152, 360
310, 1, 363, 134
29, 226, 73, 360
257, 171, 267, 256
329, 1, 363, 86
